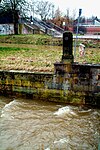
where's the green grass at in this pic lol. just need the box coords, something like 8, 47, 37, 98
0, 43, 99, 72
0, 34, 99, 72
0, 34, 52, 45
0, 44, 62, 72
0, 34, 99, 47
75, 47, 100, 63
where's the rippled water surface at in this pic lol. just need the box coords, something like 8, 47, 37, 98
0, 96, 100, 150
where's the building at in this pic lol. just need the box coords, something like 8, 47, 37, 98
74, 17, 100, 34
0, 11, 42, 35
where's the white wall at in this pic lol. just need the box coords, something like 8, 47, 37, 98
0, 24, 14, 35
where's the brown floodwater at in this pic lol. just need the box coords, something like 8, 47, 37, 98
0, 96, 100, 150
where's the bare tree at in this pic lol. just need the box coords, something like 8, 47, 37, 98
0, 0, 28, 34
72, 9, 76, 20
35, 0, 54, 21
54, 7, 63, 18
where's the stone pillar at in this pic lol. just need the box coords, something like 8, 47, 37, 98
54, 31, 74, 90
62, 31, 73, 63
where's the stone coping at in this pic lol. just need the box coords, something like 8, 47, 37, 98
0, 70, 53, 75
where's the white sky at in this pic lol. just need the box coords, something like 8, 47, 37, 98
48, 0, 100, 18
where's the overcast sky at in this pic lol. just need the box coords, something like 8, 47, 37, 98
48, 0, 100, 18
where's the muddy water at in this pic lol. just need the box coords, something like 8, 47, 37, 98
0, 96, 100, 150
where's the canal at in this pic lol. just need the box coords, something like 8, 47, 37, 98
0, 96, 100, 150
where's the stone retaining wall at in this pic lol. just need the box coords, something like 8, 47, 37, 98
0, 63, 99, 107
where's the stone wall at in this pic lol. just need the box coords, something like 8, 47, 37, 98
0, 70, 82, 104
0, 70, 53, 98
0, 63, 99, 107
53, 62, 100, 106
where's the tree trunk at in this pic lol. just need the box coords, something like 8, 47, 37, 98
13, 10, 19, 35
14, 22, 18, 35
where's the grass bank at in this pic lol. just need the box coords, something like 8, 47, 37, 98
0, 44, 62, 72
0, 34, 62, 46
0, 34, 100, 48
0, 42, 99, 72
